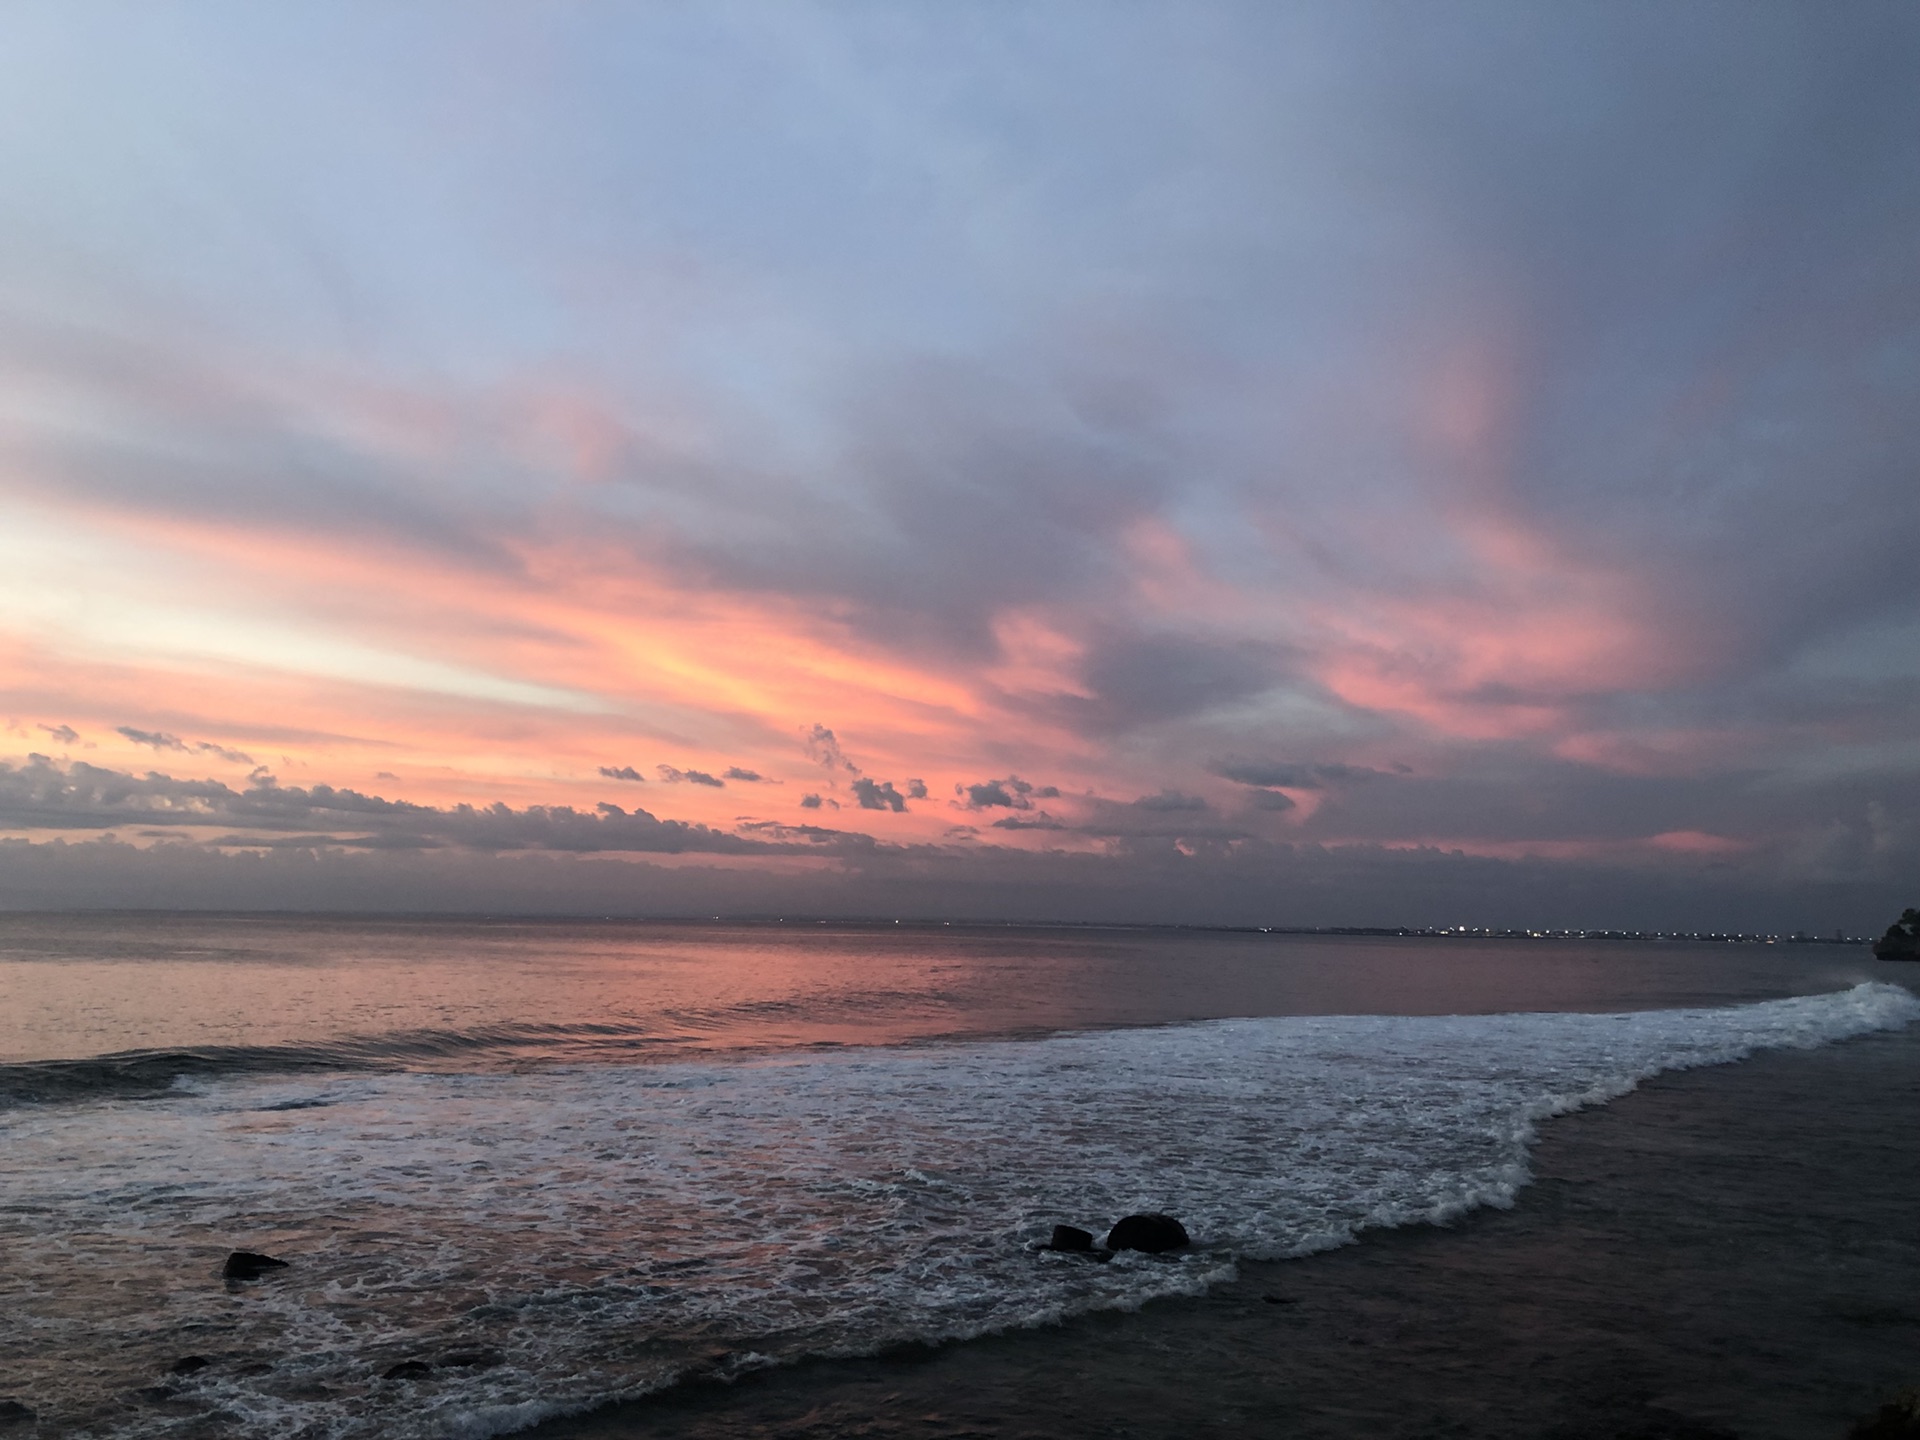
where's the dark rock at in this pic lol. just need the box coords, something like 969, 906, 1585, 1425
383, 1361, 433, 1381
222, 1251, 288, 1280
169, 1356, 211, 1376
0, 1400, 34, 1425
1105, 1212, 1190, 1253
1045, 1224, 1096, 1252
1851, 1388, 1920, 1440
1614, 1409, 1740, 1440
1872, 909, 1920, 961
133, 1386, 176, 1402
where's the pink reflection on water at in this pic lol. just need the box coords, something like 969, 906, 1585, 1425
0, 914, 1876, 1069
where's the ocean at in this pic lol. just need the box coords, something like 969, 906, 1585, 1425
1, 915, 1912, 1440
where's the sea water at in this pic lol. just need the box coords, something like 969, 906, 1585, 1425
1, 916, 1912, 1439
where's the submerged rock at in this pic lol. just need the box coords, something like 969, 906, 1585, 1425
169, 1356, 211, 1376
1044, 1224, 1096, 1252
440, 1350, 504, 1370
0, 1400, 35, 1425
222, 1251, 288, 1280
682, 1348, 737, 1380
1104, 1213, 1190, 1253
382, 1360, 433, 1381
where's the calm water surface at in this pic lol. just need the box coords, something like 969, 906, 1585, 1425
0, 913, 1885, 1070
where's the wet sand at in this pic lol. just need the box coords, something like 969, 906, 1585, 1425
533, 1011, 1919, 1440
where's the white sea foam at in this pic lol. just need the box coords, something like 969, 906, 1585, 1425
2, 982, 1913, 1439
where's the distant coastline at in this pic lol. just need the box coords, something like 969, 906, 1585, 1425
0, 908, 1876, 946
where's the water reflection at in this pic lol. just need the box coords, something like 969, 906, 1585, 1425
0, 913, 1881, 1066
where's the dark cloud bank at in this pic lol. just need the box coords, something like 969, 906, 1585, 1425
0, 757, 1909, 933
2, 829, 1906, 936
0, 756, 781, 857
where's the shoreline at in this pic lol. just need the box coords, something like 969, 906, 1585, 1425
530, 1014, 1920, 1440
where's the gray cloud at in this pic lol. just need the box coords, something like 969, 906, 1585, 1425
0, 316, 524, 578
1210, 761, 1390, 790
38, 724, 80, 745
1, 750, 1912, 931
804, 725, 857, 774
990, 813, 1067, 831
1245, 789, 1298, 813
117, 726, 253, 766
1132, 790, 1208, 813
598, 765, 646, 782
799, 793, 823, 810
656, 765, 725, 787
850, 777, 908, 813
724, 767, 767, 782
736, 820, 879, 851
0, 756, 781, 856
5, 818, 1900, 936
117, 727, 187, 752
660, 360, 1172, 664
203, 831, 444, 851
958, 775, 1060, 810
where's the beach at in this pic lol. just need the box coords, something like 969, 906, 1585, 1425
534, 1010, 1919, 1440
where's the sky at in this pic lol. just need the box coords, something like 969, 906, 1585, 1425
1, 1, 1917, 930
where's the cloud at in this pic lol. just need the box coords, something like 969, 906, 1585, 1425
906, 778, 928, 799
1065, 635, 1284, 734
723, 767, 767, 782
116, 726, 254, 766
990, 813, 1067, 830
736, 819, 879, 851
38, 724, 80, 745
850, 777, 908, 812
0, 756, 781, 856
7, 813, 1900, 936
598, 765, 646, 782
117, 727, 189, 752
670, 358, 1172, 665
963, 779, 1020, 809
804, 725, 858, 774
1, 751, 1912, 931
1245, 789, 1298, 812
958, 775, 1060, 810
203, 831, 444, 851
1132, 790, 1208, 812
657, 765, 725, 787
2, 6, 1917, 929
1209, 761, 1390, 790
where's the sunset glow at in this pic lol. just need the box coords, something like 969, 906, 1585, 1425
2, 3, 1915, 929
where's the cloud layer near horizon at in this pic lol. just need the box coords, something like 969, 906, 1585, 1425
1, 3, 1916, 927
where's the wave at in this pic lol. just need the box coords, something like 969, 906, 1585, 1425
2, 982, 1914, 1440
0, 1020, 686, 1107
